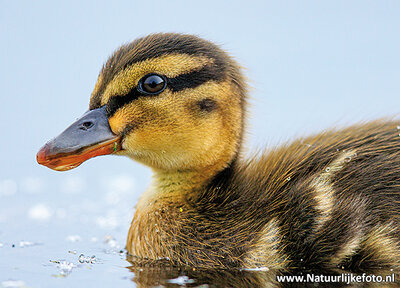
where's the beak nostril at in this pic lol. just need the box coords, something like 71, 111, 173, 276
80, 121, 94, 130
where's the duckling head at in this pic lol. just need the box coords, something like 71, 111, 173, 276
37, 33, 247, 175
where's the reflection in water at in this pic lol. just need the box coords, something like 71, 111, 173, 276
127, 262, 278, 287
126, 257, 400, 287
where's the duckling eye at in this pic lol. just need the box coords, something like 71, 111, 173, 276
138, 74, 167, 95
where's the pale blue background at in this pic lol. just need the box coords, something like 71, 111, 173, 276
1, 1, 399, 287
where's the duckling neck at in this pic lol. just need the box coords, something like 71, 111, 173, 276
149, 164, 230, 201
127, 160, 238, 260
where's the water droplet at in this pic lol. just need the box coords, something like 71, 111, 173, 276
286, 177, 291, 181
78, 254, 85, 263
78, 254, 96, 264
325, 167, 331, 172
344, 156, 352, 163
336, 149, 340, 152
57, 261, 75, 275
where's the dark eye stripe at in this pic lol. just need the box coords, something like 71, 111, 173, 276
106, 64, 224, 118
168, 64, 223, 92
106, 89, 141, 117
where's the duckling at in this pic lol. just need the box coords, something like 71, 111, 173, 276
37, 33, 400, 272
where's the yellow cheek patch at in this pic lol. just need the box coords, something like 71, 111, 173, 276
108, 105, 139, 134
108, 114, 127, 135
100, 54, 213, 105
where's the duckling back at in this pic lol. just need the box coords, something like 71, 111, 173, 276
192, 120, 400, 271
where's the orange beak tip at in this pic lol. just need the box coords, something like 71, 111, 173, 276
36, 137, 122, 171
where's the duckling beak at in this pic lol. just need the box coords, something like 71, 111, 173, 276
36, 106, 122, 171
